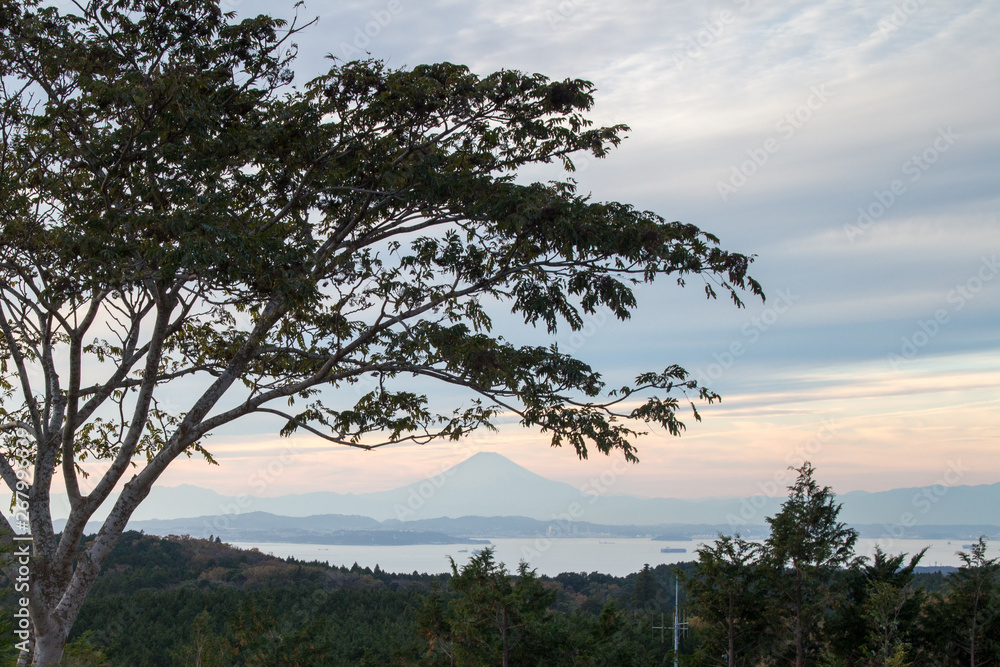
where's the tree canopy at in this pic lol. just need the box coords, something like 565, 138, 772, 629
0, 0, 760, 663
680, 468, 999, 667
684, 533, 770, 667
766, 462, 859, 667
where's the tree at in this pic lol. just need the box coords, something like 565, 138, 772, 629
861, 546, 927, 665
684, 533, 771, 667
940, 537, 1000, 667
830, 545, 927, 667
628, 563, 660, 610
765, 462, 858, 667
1, 539, 21, 667
416, 582, 457, 666
171, 610, 232, 667
431, 548, 556, 666
0, 0, 761, 663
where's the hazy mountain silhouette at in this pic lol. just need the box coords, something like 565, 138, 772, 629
40, 451, 1000, 528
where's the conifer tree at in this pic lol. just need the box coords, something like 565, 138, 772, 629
766, 463, 858, 667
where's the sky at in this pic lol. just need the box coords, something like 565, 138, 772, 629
70, 0, 1000, 504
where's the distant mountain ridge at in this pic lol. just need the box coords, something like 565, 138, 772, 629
36, 451, 1000, 528
69, 511, 769, 543
64, 511, 995, 544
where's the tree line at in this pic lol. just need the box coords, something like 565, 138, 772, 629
2, 464, 997, 666
682, 463, 1000, 666
411, 463, 1000, 666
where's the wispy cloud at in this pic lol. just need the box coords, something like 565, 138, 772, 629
155, 0, 1000, 500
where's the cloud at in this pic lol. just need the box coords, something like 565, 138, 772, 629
136, 0, 1000, 498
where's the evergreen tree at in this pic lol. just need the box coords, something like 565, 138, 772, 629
765, 462, 858, 667
170, 610, 232, 667
430, 548, 558, 667
416, 583, 455, 666
629, 564, 660, 610
684, 533, 771, 667
841, 546, 927, 667
939, 537, 1000, 667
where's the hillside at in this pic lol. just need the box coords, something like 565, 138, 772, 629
0, 531, 973, 666
0, 532, 681, 665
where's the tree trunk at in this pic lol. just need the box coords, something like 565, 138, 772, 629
30, 628, 68, 667
23, 481, 149, 666
794, 569, 804, 667
969, 588, 978, 667
24, 579, 73, 667
969, 625, 975, 667
728, 593, 736, 667
25, 554, 99, 666
501, 607, 509, 667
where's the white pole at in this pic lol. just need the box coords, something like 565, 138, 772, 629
674, 578, 679, 667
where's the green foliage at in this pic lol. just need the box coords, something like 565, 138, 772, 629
827, 545, 927, 666
766, 462, 859, 666
169, 610, 232, 667
563, 600, 674, 666
58, 632, 110, 667
628, 564, 659, 609
683, 534, 771, 667
54, 532, 434, 665
415, 582, 455, 665
680, 466, 1000, 667
415, 549, 674, 666
0, 0, 762, 475
438, 548, 556, 666
2, 527, 990, 666
929, 536, 1000, 665
767, 463, 859, 574
2, 0, 763, 656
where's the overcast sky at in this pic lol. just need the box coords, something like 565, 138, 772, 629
137, 0, 1000, 503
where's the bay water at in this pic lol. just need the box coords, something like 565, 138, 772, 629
231, 537, 974, 577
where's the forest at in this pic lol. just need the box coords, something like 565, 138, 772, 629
1, 510, 997, 665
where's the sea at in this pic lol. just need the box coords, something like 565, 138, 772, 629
230, 537, 974, 577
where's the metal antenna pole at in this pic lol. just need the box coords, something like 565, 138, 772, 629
673, 578, 689, 667
653, 612, 666, 643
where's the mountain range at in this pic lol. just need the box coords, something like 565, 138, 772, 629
37, 451, 1000, 531
78, 511, 998, 545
